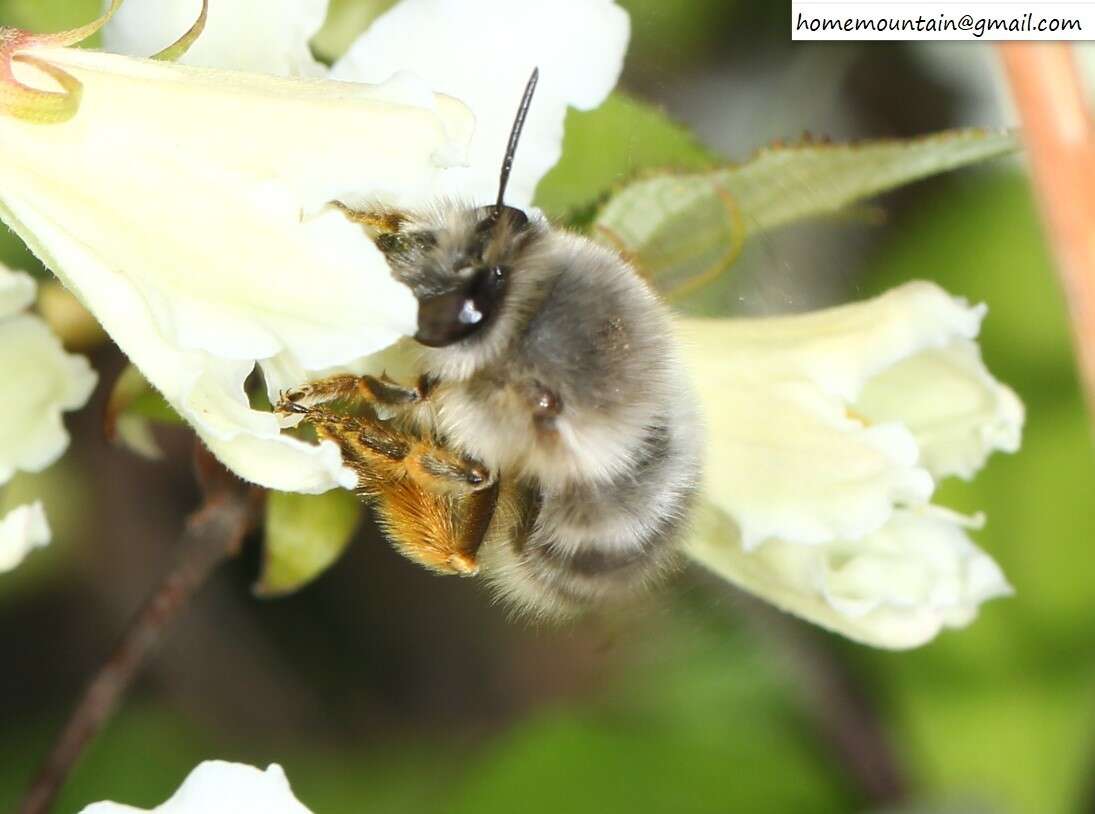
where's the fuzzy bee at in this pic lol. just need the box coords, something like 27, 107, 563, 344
278, 70, 701, 618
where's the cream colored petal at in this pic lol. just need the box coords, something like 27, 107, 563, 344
0, 266, 36, 318
0, 48, 474, 492
684, 282, 985, 403
332, 0, 630, 208
688, 504, 1012, 650
2, 49, 475, 366
856, 339, 1024, 480
681, 330, 932, 551
6, 196, 354, 493
79, 762, 314, 814
0, 313, 96, 483
679, 281, 1009, 549
0, 502, 51, 574
103, 0, 328, 77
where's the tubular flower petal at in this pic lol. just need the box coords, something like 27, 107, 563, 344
0, 501, 51, 574
0, 40, 473, 492
683, 281, 1023, 647
332, 0, 630, 208
680, 281, 1020, 549
690, 504, 1012, 649
80, 761, 314, 814
856, 338, 1023, 480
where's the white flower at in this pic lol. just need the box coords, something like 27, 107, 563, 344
0, 263, 95, 574
683, 281, 1022, 648
0, 0, 628, 493
79, 761, 313, 814
0, 501, 52, 574
0, 264, 97, 484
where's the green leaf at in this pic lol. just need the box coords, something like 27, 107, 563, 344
255, 489, 362, 598
534, 93, 717, 221
592, 129, 1018, 305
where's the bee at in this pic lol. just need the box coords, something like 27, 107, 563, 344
278, 69, 701, 618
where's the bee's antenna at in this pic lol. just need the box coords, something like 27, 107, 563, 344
495, 67, 539, 211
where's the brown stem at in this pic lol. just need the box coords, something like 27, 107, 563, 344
999, 44, 1095, 425
17, 448, 257, 814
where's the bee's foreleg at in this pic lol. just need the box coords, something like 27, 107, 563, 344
330, 201, 407, 234
297, 407, 493, 496
277, 373, 431, 414
295, 407, 499, 575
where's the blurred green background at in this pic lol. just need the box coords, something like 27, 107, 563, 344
2, 2, 1094, 813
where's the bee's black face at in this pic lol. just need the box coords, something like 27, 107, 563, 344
411, 205, 532, 348
415, 263, 508, 347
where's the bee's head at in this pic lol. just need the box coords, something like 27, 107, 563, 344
409, 203, 532, 346
386, 203, 538, 347
372, 198, 553, 384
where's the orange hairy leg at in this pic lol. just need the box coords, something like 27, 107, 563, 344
280, 403, 498, 575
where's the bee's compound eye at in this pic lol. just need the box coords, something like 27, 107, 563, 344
414, 265, 507, 347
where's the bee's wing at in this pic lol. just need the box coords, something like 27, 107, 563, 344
590, 129, 1019, 304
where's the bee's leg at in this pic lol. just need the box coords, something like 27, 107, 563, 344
330, 201, 407, 233
330, 202, 440, 262
301, 408, 492, 496
300, 407, 499, 574
277, 373, 432, 414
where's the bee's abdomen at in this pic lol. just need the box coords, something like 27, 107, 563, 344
478, 414, 700, 619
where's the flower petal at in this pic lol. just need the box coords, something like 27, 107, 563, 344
7, 197, 355, 493
0, 268, 96, 484
332, 0, 630, 208
688, 504, 1012, 649
103, 0, 328, 77
0, 264, 35, 317
79, 761, 314, 814
0, 47, 473, 492
0, 501, 50, 574
686, 281, 986, 403
2, 49, 472, 364
856, 339, 1024, 480
679, 281, 1000, 549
